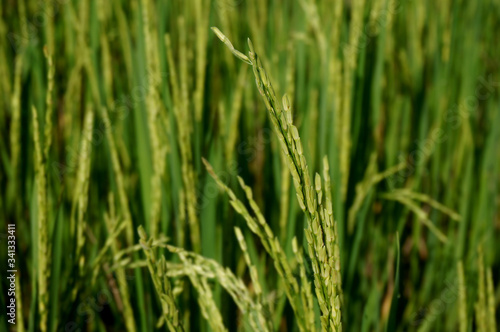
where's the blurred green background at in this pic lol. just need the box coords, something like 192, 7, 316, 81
0, 0, 499, 331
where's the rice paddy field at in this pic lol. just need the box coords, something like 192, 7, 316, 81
1, 0, 499, 331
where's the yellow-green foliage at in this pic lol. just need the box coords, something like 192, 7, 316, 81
2, 1, 499, 331
32, 105, 49, 332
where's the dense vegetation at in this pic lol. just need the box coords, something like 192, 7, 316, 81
1, 0, 499, 331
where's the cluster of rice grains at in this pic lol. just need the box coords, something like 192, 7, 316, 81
211, 27, 343, 331
138, 224, 271, 332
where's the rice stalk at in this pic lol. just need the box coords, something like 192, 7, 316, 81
113, 0, 133, 81
141, 0, 165, 236
101, 107, 134, 244
15, 273, 25, 332
71, 107, 94, 274
457, 260, 467, 332
379, 193, 448, 243
279, 153, 291, 241
162, 243, 269, 332
234, 227, 268, 326
292, 237, 315, 329
299, 0, 327, 63
16, 0, 28, 50
193, 0, 210, 121
113, 250, 270, 332
138, 228, 263, 331
165, 30, 200, 252
348, 155, 406, 233
474, 246, 496, 332
486, 267, 497, 331
203, 158, 315, 331
0, 20, 10, 110
7, 54, 23, 204
43, 46, 54, 160
32, 105, 49, 332
211, 28, 343, 330
102, 194, 137, 332
43, 0, 54, 54
184, 272, 227, 332
215, 4, 236, 73
390, 189, 461, 222
92, 222, 128, 278
112, 237, 170, 265
100, 32, 114, 107
138, 226, 184, 332
475, 246, 487, 332
225, 65, 248, 161
328, 0, 344, 144
340, 0, 366, 202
